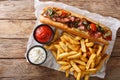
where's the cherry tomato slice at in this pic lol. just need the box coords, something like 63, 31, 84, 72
61, 10, 67, 17
90, 23, 97, 32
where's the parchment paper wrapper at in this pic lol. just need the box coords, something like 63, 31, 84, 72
25, 0, 120, 78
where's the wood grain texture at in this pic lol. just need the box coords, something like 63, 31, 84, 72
0, 37, 119, 59
0, 57, 119, 80
0, 0, 120, 20
0, 39, 27, 58
0, 0, 119, 38
117, 28, 120, 36
112, 36, 120, 56
0, 20, 35, 38
0, 11, 36, 20
105, 57, 120, 80
0, 0, 35, 19
0, 20, 119, 38
0, 0, 34, 12
0, 59, 74, 80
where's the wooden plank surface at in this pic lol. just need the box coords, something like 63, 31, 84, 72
0, 0, 120, 80
0, 20, 119, 38
0, 20, 35, 38
0, 59, 74, 80
0, 37, 119, 59
0, 0, 120, 37
0, 57, 119, 80
0, 0, 35, 20
0, 0, 120, 20
112, 37, 120, 56
0, 39, 27, 58
0, 0, 34, 12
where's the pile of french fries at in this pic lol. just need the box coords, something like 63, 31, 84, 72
44, 30, 109, 80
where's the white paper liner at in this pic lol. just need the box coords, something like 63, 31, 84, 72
25, 0, 120, 78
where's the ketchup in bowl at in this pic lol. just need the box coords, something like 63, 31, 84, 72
33, 24, 54, 44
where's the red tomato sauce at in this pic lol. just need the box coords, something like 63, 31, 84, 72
35, 26, 53, 43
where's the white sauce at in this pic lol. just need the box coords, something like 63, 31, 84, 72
28, 47, 46, 64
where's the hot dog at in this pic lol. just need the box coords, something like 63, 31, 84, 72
40, 6, 112, 44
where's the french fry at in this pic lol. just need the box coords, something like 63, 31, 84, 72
63, 32, 73, 38
74, 71, 78, 78
86, 42, 94, 47
88, 48, 95, 54
66, 69, 70, 77
70, 60, 81, 72
54, 45, 64, 53
59, 42, 68, 52
83, 52, 87, 58
90, 60, 95, 68
81, 72, 85, 78
71, 40, 80, 45
66, 42, 80, 51
84, 75, 89, 80
63, 33, 80, 44
44, 44, 56, 50
66, 42, 72, 50
57, 61, 69, 65
86, 54, 96, 70
61, 64, 71, 71
51, 29, 59, 42
80, 56, 88, 62
73, 59, 86, 66
81, 39, 86, 52
78, 65, 86, 71
44, 45, 49, 50
85, 39, 88, 43
87, 68, 97, 72
70, 67, 74, 72
59, 52, 77, 59
75, 36, 82, 41
96, 45, 103, 56
72, 45, 80, 51
69, 51, 78, 54
60, 36, 66, 42
96, 54, 109, 71
67, 52, 81, 59
77, 72, 81, 80
101, 44, 108, 55
44, 39, 60, 50
62, 34, 72, 43
83, 68, 97, 75
95, 56, 101, 65
62, 58, 69, 62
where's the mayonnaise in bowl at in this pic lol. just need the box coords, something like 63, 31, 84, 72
27, 46, 47, 65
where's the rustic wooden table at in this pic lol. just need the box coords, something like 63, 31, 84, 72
0, 0, 120, 80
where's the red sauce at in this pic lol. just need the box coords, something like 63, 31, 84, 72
35, 26, 53, 43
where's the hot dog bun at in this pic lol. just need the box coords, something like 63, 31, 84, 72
40, 7, 112, 45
